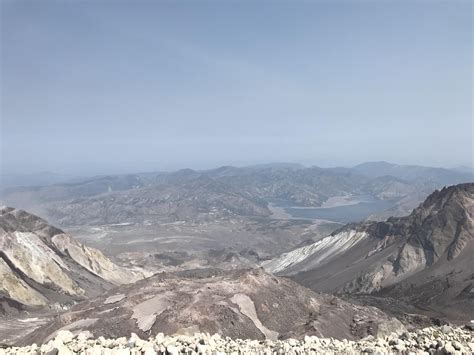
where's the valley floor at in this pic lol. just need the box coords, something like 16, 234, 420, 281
65, 218, 340, 274
0, 315, 51, 346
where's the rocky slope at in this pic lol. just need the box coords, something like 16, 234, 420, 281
5, 325, 474, 354
0, 207, 143, 309
18, 268, 406, 345
264, 183, 474, 320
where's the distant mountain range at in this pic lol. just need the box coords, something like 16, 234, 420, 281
1, 162, 471, 227
352, 161, 472, 184
263, 183, 474, 321
0, 172, 80, 189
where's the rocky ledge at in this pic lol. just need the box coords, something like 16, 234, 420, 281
2, 325, 473, 355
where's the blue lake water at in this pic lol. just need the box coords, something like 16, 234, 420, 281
273, 196, 395, 223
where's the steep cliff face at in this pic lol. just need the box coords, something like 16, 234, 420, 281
401, 183, 473, 263
348, 183, 473, 292
50, 233, 143, 286
0, 207, 143, 308
265, 184, 474, 319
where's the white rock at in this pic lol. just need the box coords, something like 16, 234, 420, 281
443, 342, 456, 355
55, 330, 74, 345
154, 332, 165, 344
166, 345, 179, 355
76, 331, 94, 342
197, 343, 210, 354
142, 345, 157, 355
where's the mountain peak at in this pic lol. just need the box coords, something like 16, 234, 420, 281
266, 183, 474, 320
419, 182, 473, 210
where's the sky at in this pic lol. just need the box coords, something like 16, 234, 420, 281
1, 0, 472, 176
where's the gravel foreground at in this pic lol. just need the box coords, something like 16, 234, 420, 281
1, 325, 473, 355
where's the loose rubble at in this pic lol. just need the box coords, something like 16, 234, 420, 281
1, 325, 472, 354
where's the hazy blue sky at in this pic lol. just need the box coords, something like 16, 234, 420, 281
1, 0, 472, 175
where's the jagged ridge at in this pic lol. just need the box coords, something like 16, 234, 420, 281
0, 207, 143, 309
265, 183, 474, 320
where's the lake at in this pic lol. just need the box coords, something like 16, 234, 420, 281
271, 195, 395, 223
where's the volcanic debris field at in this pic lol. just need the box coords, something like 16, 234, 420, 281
2, 325, 474, 354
